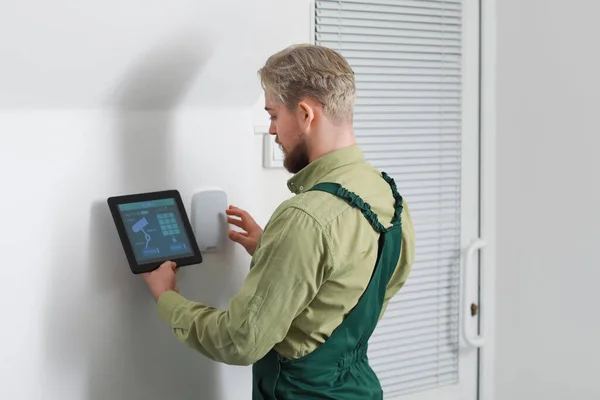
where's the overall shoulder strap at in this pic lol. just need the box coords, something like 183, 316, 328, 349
308, 182, 387, 234
381, 172, 404, 226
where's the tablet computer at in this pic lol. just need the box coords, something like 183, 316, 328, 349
107, 190, 203, 274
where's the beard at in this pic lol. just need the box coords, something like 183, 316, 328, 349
282, 138, 310, 174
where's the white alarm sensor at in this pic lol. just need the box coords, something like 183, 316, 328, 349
191, 188, 228, 252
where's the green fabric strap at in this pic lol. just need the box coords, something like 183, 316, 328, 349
308, 172, 403, 232
308, 182, 387, 233
381, 171, 404, 224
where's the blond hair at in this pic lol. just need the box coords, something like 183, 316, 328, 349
258, 44, 355, 122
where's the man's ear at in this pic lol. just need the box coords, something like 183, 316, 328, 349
297, 100, 315, 132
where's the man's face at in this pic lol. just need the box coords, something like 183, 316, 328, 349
265, 93, 310, 174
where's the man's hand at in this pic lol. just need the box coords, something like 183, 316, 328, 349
142, 261, 179, 301
226, 205, 263, 256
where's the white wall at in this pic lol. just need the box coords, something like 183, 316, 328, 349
0, 1, 307, 399
496, 1, 600, 399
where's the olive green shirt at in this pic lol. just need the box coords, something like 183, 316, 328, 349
157, 145, 415, 366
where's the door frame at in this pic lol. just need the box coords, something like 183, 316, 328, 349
478, 0, 497, 399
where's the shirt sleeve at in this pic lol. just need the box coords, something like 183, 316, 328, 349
156, 205, 333, 366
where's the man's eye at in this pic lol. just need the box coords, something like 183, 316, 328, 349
269, 116, 276, 121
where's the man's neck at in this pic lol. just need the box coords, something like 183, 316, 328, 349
308, 123, 356, 163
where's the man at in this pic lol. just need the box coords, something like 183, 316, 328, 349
142, 44, 415, 399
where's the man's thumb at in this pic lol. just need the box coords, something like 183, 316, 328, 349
161, 261, 177, 271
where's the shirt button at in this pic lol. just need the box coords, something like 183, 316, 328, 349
299, 186, 304, 191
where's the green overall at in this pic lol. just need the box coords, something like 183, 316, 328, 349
252, 172, 404, 399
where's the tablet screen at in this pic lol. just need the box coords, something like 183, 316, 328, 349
118, 198, 194, 264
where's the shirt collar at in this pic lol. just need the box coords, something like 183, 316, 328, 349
286, 145, 364, 194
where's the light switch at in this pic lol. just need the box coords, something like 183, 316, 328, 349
191, 189, 228, 252
262, 133, 285, 168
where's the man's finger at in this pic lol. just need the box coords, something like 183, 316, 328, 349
227, 216, 245, 229
225, 207, 245, 218
228, 206, 253, 220
229, 229, 249, 237
226, 205, 241, 213
229, 230, 251, 245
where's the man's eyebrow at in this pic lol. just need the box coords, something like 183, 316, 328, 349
265, 107, 273, 111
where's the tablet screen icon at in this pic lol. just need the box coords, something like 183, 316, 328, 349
157, 212, 181, 236
132, 217, 152, 249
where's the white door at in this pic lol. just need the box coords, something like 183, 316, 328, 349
312, 0, 484, 399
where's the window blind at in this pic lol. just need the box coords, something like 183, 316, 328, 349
314, 0, 463, 397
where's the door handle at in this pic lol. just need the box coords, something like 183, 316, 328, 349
462, 238, 487, 348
